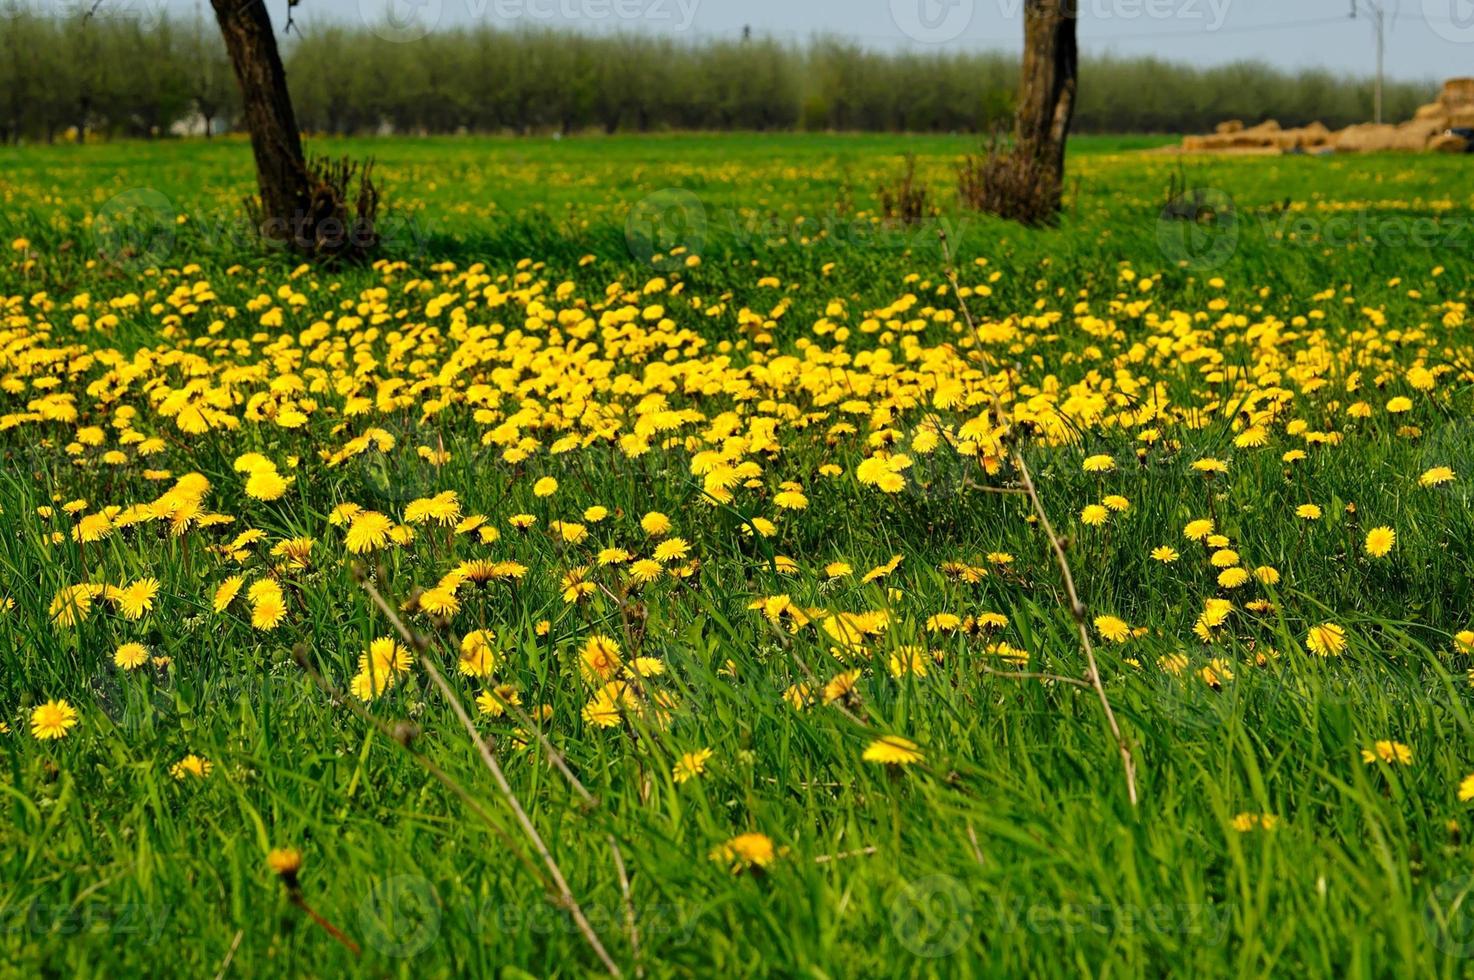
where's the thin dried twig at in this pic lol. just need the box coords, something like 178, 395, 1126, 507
357, 575, 624, 976
425, 603, 645, 974
289, 892, 361, 956
938, 230, 1140, 808
1010, 452, 1139, 806
610, 837, 643, 977
213, 928, 244, 980
813, 846, 879, 864
292, 647, 544, 885
966, 823, 985, 865
978, 662, 1092, 689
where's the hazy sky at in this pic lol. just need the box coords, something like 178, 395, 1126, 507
138, 0, 1472, 81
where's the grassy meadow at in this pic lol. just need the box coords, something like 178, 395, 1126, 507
2, 133, 1474, 976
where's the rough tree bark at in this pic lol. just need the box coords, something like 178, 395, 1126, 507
208, 0, 309, 244
1015, 0, 1078, 215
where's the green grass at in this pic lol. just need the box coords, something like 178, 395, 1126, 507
1, 133, 1473, 977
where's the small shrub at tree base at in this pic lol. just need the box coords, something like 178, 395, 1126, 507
877, 155, 933, 226
957, 137, 1063, 227
246, 155, 380, 262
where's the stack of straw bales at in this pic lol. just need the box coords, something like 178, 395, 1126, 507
1176, 78, 1473, 154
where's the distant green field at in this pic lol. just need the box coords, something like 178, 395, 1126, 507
2, 134, 1474, 977
5, 132, 1461, 287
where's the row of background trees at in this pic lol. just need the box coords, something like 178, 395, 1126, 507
0, 4, 1437, 144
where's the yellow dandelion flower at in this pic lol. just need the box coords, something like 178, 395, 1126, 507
1183, 519, 1215, 540
1361, 740, 1413, 766
641, 511, 672, 536
266, 847, 303, 881
709, 833, 776, 872
1094, 615, 1131, 643
1307, 623, 1347, 656
417, 586, 460, 616
360, 637, 412, 677
1364, 526, 1396, 559
888, 646, 929, 678
773, 489, 808, 510
114, 642, 150, 670
597, 547, 632, 566
673, 748, 713, 784
112, 577, 160, 620
476, 684, 521, 718
251, 595, 286, 630
579, 635, 622, 683
823, 669, 861, 704
1217, 567, 1250, 588
863, 735, 924, 766
1231, 813, 1280, 832
652, 537, 690, 563
458, 630, 497, 678
628, 559, 663, 585
244, 468, 291, 501
170, 754, 213, 780
404, 491, 461, 526
30, 699, 78, 740
214, 575, 245, 613
344, 511, 393, 553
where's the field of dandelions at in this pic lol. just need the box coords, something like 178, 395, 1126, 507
3, 133, 1474, 976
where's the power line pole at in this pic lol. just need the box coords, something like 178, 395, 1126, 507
1350, 0, 1391, 125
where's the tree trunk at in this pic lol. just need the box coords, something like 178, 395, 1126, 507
1016, 0, 1078, 212
209, 0, 308, 244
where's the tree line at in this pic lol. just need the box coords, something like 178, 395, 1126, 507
0, 5, 1436, 144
